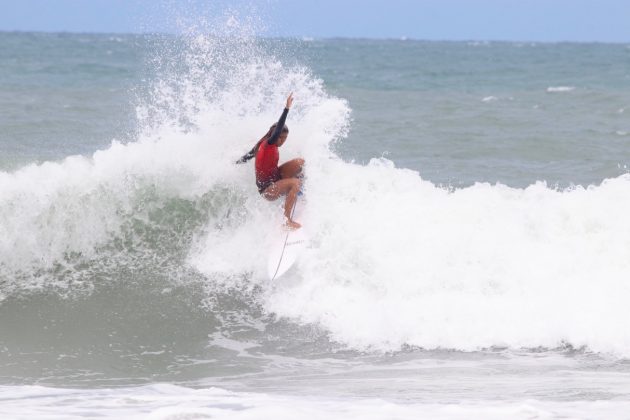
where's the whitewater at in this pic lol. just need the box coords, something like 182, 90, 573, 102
1, 26, 630, 420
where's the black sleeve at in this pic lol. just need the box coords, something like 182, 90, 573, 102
267, 107, 289, 145
235, 144, 258, 164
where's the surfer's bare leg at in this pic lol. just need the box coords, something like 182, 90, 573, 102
262, 178, 302, 229
279, 158, 304, 180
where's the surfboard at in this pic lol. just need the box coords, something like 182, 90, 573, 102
267, 196, 308, 280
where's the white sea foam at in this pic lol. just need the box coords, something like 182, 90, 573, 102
482, 96, 498, 102
467, 41, 490, 47
2, 384, 630, 420
249, 170, 630, 354
180, 43, 630, 355
546, 86, 575, 93
195, 132, 630, 355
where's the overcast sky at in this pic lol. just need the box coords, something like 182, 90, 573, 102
0, 0, 628, 42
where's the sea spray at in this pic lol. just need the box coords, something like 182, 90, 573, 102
0, 28, 349, 303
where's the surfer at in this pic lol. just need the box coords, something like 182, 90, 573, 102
236, 93, 304, 229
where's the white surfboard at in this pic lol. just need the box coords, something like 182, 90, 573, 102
267, 196, 308, 280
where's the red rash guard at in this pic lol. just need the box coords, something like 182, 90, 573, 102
255, 140, 280, 190
254, 107, 289, 192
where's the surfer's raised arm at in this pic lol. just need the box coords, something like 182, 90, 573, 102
235, 93, 294, 164
268, 93, 293, 145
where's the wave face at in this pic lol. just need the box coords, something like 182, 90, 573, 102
2, 27, 630, 387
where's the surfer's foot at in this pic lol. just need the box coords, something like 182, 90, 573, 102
285, 219, 301, 230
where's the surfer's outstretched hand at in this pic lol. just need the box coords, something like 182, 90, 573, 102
286, 92, 294, 109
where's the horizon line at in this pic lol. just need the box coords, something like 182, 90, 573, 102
1, 29, 629, 46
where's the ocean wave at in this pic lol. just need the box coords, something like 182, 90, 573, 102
0, 31, 348, 301
546, 86, 575, 93
235, 166, 630, 355
2, 29, 630, 359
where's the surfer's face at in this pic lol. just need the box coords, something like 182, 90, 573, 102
278, 133, 288, 146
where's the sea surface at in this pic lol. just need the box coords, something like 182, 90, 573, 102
1, 30, 630, 419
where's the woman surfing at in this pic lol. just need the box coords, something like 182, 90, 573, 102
237, 93, 304, 229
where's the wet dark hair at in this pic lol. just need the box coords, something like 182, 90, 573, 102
268, 123, 289, 135
235, 123, 289, 164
